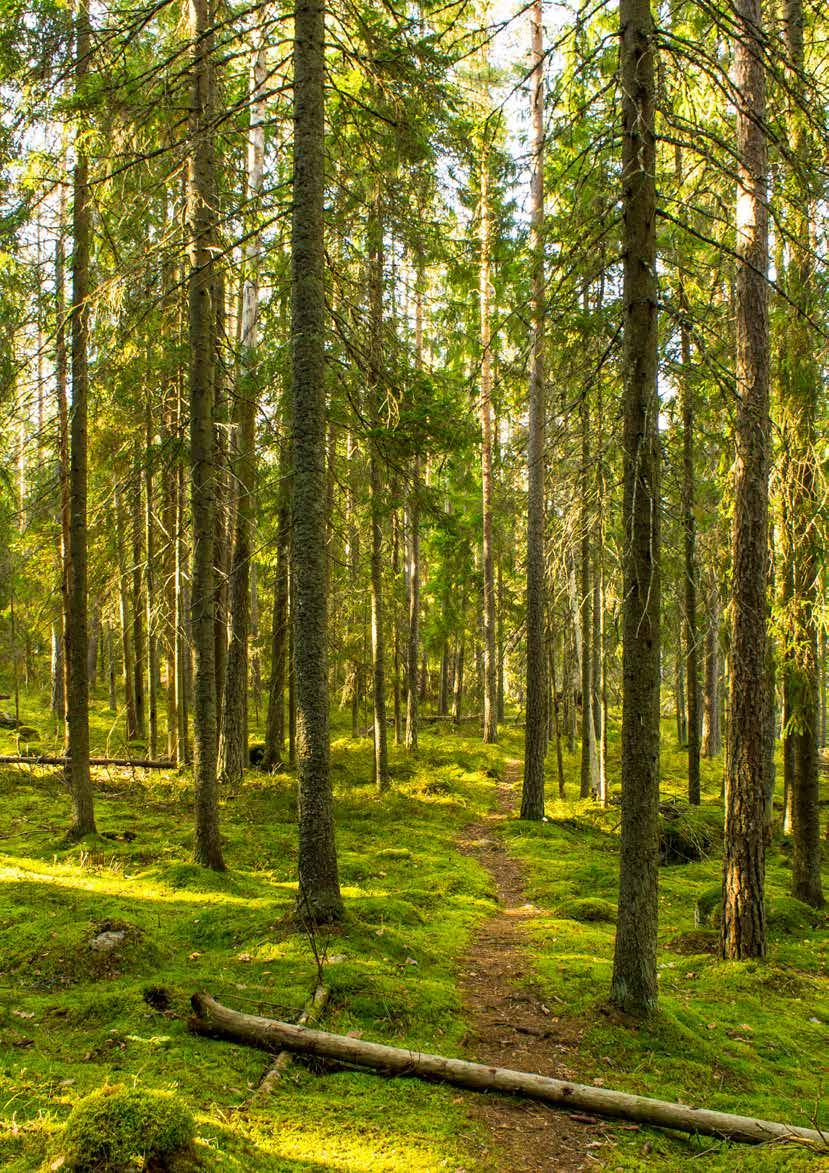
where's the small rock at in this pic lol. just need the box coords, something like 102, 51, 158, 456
90, 930, 126, 954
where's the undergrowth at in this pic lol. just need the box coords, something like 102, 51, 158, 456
0, 686, 826, 1170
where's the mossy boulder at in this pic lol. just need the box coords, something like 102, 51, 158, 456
555, 897, 617, 924
56, 1084, 194, 1171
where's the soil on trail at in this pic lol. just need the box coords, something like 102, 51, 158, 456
458, 761, 606, 1172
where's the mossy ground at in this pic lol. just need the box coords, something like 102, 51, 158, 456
0, 687, 826, 1170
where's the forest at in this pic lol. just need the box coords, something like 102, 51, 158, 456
0, 0, 827, 1166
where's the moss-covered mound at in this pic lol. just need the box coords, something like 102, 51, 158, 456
57, 1084, 194, 1171
695, 885, 827, 935
555, 896, 617, 923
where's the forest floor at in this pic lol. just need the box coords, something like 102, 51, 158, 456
0, 688, 827, 1171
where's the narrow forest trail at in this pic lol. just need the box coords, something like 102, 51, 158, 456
458, 759, 604, 1172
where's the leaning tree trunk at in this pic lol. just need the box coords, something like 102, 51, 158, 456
781, 0, 823, 909
65, 0, 96, 837
722, 0, 770, 959
520, 0, 547, 821
219, 25, 266, 788
291, 0, 342, 920
186, 0, 224, 870
610, 0, 660, 1016
479, 142, 497, 746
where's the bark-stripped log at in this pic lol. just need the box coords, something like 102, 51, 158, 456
0, 755, 175, 768
189, 994, 824, 1147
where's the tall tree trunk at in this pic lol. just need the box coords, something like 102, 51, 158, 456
405, 259, 423, 752
549, 639, 565, 798
187, 0, 224, 870
145, 402, 159, 759
479, 143, 497, 745
722, 0, 770, 958
580, 391, 598, 798
212, 275, 229, 744
521, 0, 547, 820
781, 0, 823, 908
291, 0, 342, 918
263, 466, 290, 768
496, 557, 505, 722
675, 650, 687, 747
219, 25, 266, 787
439, 638, 451, 717
366, 199, 389, 792
592, 543, 606, 804
681, 323, 701, 804
175, 410, 190, 765
66, 0, 96, 836
51, 622, 64, 717
162, 395, 179, 762
702, 578, 721, 756
611, 0, 660, 1015
452, 633, 465, 725
55, 179, 71, 742
87, 600, 100, 688
131, 450, 146, 739
107, 624, 116, 712
115, 485, 138, 742
392, 504, 402, 746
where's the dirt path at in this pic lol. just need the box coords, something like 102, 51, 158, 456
458, 760, 605, 1171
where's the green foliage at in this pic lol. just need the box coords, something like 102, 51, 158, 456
56, 1084, 193, 1172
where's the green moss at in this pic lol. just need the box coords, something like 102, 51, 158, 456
57, 1084, 194, 1171
555, 896, 617, 923
0, 696, 825, 1171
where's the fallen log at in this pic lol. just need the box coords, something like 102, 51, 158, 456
255, 983, 330, 1098
189, 993, 825, 1148
0, 755, 175, 769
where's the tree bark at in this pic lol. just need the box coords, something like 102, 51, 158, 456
189, 996, 825, 1148
521, 0, 547, 820
781, 0, 823, 909
291, 0, 342, 919
579, 389, 598, 799
367, 198, 389, 793
55, 177, 71, 743
218, 24, 266, 788
145, 403, 159, 759
680, 322, 701, 804
131, 451, 146, 740
405, 259, 423, 753
263, 466, 290, 768
479, 143, 497, 745
66, 0, 96, 837
702, 578, 721, 756
186, 0, 224, 870
611, 0, 660, 1015
722, 0, 770, 959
